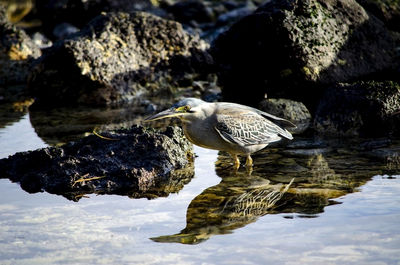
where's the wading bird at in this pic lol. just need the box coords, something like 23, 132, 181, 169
145, 98, 295, 169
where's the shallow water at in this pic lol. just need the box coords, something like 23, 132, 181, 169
0, 112, 400, 264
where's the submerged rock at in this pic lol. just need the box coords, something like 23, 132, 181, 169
0, 125, 194, 201
28, 11, 212, 107
314, 81, 400, 137
211, 0, 397, 106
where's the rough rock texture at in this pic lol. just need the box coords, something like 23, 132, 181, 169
0, 125, 194, 201
28, 11, 212, 107
211, 0, 397, 106
0, 6, 41, 87
259, 98, 311, 134
314, 81, 400, 137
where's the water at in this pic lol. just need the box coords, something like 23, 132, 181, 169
0, 112, 400, 265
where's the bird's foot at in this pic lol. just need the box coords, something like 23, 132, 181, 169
245, 155, 253, 167
245, 155, 253, 175
231, 153, 241, 170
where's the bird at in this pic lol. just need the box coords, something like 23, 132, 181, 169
145, 98, 295, 169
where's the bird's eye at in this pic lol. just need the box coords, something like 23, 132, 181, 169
176, 105, 191, 113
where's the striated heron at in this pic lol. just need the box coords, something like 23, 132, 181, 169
145, 98, 295, 168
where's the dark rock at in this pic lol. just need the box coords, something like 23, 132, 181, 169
28, 11, 212, 107
259, 98, 311, 134
357, 0, 400, 31
33, 0, 162, 39
0, 125, 194, 201
211, 0, 398, 106
202, 0, 257, 42
0, 7, 41, 87
168, 0, 215, 25
216, 1, 256, 26
314, 81, 400, 137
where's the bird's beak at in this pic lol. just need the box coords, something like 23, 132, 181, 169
144, 108, 185, 122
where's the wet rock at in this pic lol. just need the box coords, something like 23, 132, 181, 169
28, 11, 212, 107
211, 0, 398, 106
314, 81, 400, 137
0, 7, 41, 88
0, 125, 194, 201
259, 98, 311, 134
357, 0, 400, 31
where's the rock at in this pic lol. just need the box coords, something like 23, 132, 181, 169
168, 0, 215, 25
314, 81, 400, 137
216, 1, 257, 27
0, 125, 194, 201
202, 0, 257, 42
33, 0, 163, 39
259, 98, 311, 134
0, 7, 41, 88
211, 0, 398, 106
357, 0, 400, 31
28, 11, 212, 107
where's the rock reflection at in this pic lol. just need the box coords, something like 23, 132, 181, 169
152, 137, 399, 244
28, 97, 178, 145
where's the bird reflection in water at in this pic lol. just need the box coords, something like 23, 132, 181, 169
151, 170, 294, 244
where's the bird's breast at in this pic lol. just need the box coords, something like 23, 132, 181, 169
182, 121, 219, 150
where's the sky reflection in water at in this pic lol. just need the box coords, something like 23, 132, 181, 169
0, 113, 399, 264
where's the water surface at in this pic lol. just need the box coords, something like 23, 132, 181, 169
0, 112, 399, 265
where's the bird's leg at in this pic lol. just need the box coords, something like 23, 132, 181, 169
230, 153, 240, 170
245, 155, 253, 167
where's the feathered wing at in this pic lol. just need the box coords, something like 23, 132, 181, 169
214, 108, 293, 147
217, 102, 296, 129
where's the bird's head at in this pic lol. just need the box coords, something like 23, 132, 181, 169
144, 98, 205, 122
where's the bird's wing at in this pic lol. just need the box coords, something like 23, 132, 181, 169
218, 102, 296, 128
214, 109, 292, 147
